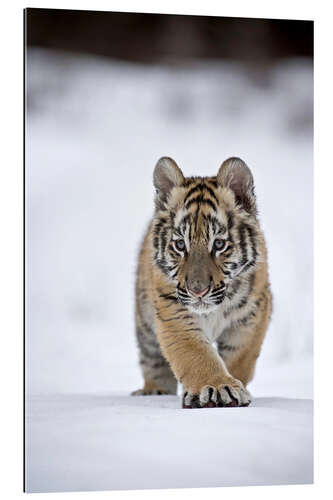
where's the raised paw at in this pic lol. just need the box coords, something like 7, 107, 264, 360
182, 382, 251, 408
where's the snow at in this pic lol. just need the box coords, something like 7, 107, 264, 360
26, 394, 313, 493
25, 48, 313, 492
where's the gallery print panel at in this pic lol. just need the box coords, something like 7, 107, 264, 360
24, 8, 313, 493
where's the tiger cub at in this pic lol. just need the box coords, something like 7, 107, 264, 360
132, 157, 272, 408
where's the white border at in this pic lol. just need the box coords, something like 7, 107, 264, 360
1, 1, 332, 499
10, 0, 316, 20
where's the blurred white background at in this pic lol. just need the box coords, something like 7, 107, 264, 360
26, 48, 313, 398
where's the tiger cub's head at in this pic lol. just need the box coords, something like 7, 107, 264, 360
152, 156, 262, 314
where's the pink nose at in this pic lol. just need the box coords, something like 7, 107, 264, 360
189, 286, 209, 298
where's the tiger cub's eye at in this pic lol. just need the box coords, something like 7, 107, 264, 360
175, 239, 185, 251
213, 238, 225, 251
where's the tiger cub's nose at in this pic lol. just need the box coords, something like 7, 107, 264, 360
188, 286, 210, 298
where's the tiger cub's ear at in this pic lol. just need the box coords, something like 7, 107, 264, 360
153, 157, 184, 209
217, 157, 257, 215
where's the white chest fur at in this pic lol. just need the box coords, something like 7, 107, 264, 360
197, 306, 227, 344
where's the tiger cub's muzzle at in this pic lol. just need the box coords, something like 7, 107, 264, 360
176, 280, 226, 310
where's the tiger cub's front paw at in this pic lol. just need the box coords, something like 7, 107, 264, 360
182, 381, 251, 408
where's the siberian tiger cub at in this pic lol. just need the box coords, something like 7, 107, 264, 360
132, 157, 272, 408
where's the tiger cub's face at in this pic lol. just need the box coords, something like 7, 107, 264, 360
152, 157, 261, 315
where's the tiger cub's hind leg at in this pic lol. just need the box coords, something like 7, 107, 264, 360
131, 326, 178, 396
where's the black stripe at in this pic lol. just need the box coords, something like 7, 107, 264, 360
167, 264, 178, 272
255, 289, 267, 308
169, 246, 180, 258
246, 226, 258, 267
208, 179, 218, 189
223, 248, 233, 258
175, 214, 191, 239
194, 201, 200, 229
153, 235, 159, 250
210, 284, 226, 295
159, 226, 168, 256
203, 185, 219, 204
236, 227, 258, 275
183, 185, 202, 204
227, 211, 234, 231
223, 261, 238, 271
232, 309, 257, 326
157, 313, 195, 323
185, 195, 202, 209
238, 223, 248, 266
248, 272, 256, 295
179, 214, 191, 227
153, 217, 167, 235
159, 292, 179, 303
189, 217, 193, 242
153, 218, 168, 255
182, 327, 202, 333
185, 196, 217, 211
205, 223, 210, 241
211, 216, 217, 234
224, 276, 254, 317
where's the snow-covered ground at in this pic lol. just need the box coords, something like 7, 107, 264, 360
26, 394, 313, 493
25, 49, 313, 492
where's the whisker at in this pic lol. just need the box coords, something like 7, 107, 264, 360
209, 293, 225, 301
